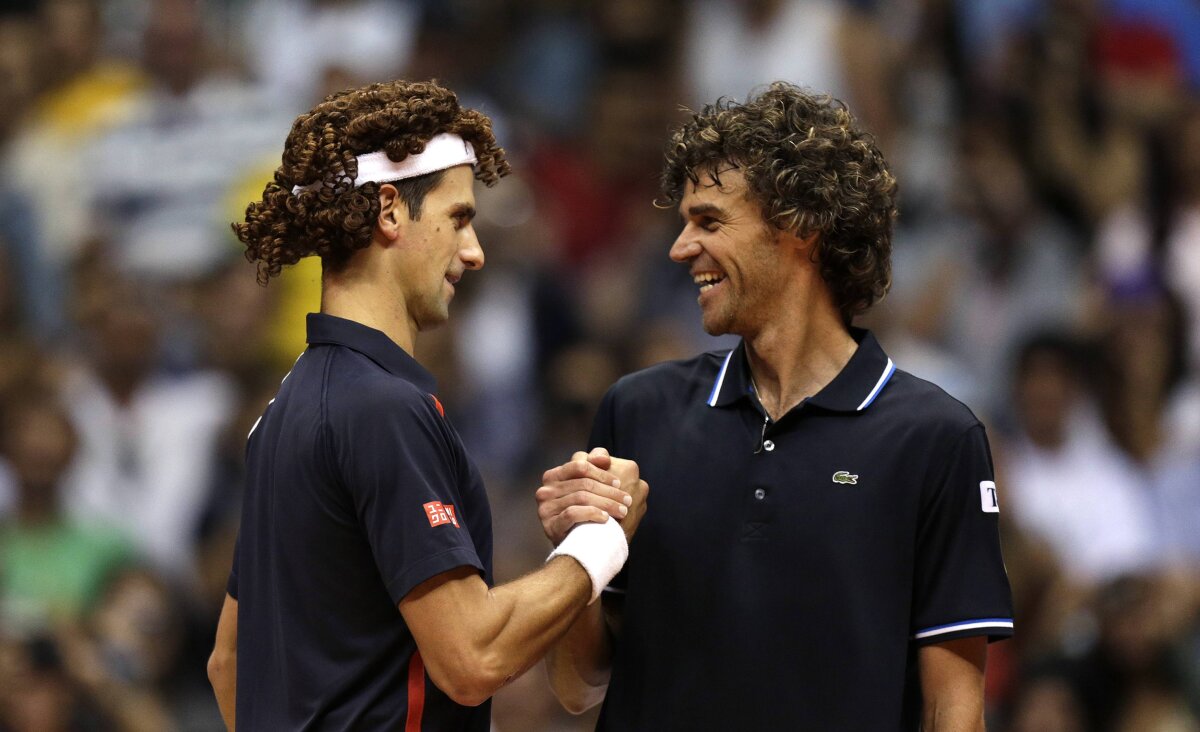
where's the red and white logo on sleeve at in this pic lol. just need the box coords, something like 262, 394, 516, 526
423, 501, 460, 528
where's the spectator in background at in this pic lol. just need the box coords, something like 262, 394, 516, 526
84, 0, 291, 282
59, 276, 234, 583
1005, 661, 1089, 732
1152, 452, 1200, 569
889, 118, 1084, 418
240, 0, 420, 110
53, 565, 222, 732
0, 7, 66, 343
0, 634, 112, 732
1096, 287, 1195, 464
2, 0, 145, 309
1054, 576, 1198, 732
0, 392, 131, 629
1167, 103, 1200, 372
1003, 332, 1156, 590
683, 0, 893, 149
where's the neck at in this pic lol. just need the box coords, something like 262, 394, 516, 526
320, 258, 418, 355
742, 275, 857, 421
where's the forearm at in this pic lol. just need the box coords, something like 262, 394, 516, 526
919, 637, 987, 732
922, 696, 984, 732
545, 595, 613, 713
208, 594, 237, 730
404, 558, 593, 706
477, 556, 594, 685
209, 653, 236, 730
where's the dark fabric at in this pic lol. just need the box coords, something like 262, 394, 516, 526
230, 313, 492, 731
591, 330, 1012, 731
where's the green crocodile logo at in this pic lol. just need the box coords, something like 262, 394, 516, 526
832, 471, 859, 485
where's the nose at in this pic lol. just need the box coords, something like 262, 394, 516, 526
669, 226, 701, 263
461, 225, 485, 271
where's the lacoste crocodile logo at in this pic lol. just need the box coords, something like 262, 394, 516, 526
832, 471, 859, 485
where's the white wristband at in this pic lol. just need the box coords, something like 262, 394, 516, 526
546, 518, 628, 604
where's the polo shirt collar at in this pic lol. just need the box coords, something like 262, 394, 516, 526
306, 313, 437, 393
707, 327, 895, 413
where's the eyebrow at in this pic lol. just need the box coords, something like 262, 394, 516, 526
681, 203, 725, 221
450, 203, 477, 220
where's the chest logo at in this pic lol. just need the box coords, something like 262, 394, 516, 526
832, 471, 859, 485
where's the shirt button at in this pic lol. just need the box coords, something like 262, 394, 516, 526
754, 488, 766, 500
763, 440, 775, 452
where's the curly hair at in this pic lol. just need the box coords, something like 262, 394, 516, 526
234, 79, 510, 283
658, 82, 897, 322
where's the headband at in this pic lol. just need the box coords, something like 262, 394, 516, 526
291, 132, 477, 195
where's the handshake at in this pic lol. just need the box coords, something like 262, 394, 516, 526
535, 448, 650, 601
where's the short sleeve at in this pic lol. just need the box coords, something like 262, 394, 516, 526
911, 424, 1014, 645
334, 387, 483, 605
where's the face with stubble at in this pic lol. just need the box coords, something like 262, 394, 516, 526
392, 165, 484, 332
668, 168, 790, 337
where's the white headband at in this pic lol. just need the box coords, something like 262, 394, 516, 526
291, 132, 477, 195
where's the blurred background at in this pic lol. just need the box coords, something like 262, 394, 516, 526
0, 0, 1196, 729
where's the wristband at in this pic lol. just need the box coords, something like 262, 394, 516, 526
546, 518, 629, 604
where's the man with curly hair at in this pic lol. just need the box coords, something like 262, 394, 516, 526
537, 83, 1013, 730
206, 79, 648, 731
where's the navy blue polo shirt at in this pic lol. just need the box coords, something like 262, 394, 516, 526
591, 329, 1012, 731
228, 313, 493, 731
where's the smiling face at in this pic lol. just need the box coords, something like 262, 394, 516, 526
669, 168, 791, 337
394, 165, 482, 331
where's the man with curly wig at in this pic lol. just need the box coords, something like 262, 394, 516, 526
537, 82, 1013, 730
206, 79, 648, 731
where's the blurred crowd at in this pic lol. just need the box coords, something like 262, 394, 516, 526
0, 0, 1197, 730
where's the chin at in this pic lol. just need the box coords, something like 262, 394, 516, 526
701, 310, 735, 337
415, 309, 451, 332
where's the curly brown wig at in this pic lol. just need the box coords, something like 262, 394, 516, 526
234, 79, 510, 283
658, 82, 897, 323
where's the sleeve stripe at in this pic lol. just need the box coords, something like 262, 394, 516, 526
912, 618, 1013, 639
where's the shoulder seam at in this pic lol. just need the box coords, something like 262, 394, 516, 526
319, 347, 338, 486
891, 367, 982, 424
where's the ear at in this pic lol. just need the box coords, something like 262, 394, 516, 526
376, 183, 404, 244
778, 228, 820, 257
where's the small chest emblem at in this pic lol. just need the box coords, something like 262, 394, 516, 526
832, 471, 859, 485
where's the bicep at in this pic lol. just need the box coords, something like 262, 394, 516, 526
215, 594, 238, 654
398, 567, 491, 682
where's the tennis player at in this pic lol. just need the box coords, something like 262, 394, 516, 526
207, 79, 647, 731
538, 83, 1013, 730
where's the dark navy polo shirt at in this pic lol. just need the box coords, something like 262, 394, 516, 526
228, 313, 493, 731
591, 329, 1013, 731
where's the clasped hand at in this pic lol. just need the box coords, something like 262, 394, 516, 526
536, 447, 649, 546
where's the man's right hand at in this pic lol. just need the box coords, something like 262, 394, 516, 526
537, 448, 649, 546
